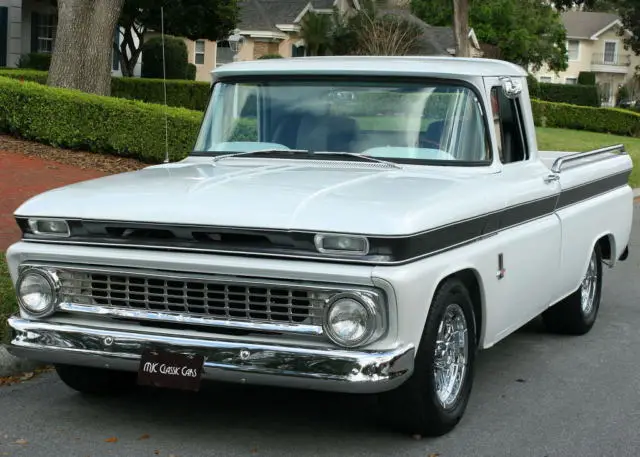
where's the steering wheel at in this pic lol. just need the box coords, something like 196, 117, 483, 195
418, 138, 441, 149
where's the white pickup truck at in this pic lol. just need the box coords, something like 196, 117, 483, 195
5, 56, 634, 437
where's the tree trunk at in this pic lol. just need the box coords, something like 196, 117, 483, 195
119, 23, 145, 78
47, 0, 125, 96
452, 0, 470, 57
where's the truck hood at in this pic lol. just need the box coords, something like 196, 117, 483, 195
14, 158, 502, 236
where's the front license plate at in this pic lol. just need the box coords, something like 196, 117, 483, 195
137, 349, 204, 392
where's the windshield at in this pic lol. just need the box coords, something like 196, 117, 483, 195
193, 78, 491, 165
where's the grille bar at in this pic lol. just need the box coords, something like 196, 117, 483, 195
57, 270, 326, 326
28, 264, 382, 337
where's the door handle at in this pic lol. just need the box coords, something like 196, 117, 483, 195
544, 174, 559, 184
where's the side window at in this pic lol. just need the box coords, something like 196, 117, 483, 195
490, 86, 528, 164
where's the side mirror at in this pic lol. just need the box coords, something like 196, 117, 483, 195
499, 76, 522, 99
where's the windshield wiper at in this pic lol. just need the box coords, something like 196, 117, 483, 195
211, 148, 402, 169
212, 148, 312, 164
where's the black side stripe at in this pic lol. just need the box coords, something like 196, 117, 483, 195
18, 170, 632, 266
556, 169, 631, 209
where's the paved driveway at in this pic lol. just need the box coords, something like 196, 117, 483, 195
0, 150, 105, 251
1, 206, 639, 457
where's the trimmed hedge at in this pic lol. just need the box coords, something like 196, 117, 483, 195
0, 69, 211, 111
530, 81, 600, 107
0, 69, 48, 84
531, 99, 640, 137
111, 77, 210, 111
0, 76, 203, 163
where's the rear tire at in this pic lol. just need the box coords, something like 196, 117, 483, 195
542, 243, 603, 335
55, 364, 136, 396
377, 278, 477, 437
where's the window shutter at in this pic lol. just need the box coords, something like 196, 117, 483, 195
0, 7, 7, 67
31, 12, 39, 53
112, 26, 120, 70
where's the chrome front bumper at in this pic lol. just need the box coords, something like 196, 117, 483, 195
7, 316, 415, 394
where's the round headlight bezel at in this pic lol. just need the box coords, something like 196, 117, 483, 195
16, 267, 60, 318
323, 292, 379, 348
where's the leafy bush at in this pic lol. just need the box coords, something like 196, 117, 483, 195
17, 53, 52, 71
531, 99, 640, 137
0, 69, 48, 84
0, 76, 203, 163
258, 54, 283, 59
185, 63, 197, 80
141, 35, 190, 80
529, 81, 600, 107
578, 72, 596, 86
0, 69, 211, 111
111, 77, 211, 111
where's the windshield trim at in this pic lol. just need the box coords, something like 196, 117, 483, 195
190, 74, 494, 167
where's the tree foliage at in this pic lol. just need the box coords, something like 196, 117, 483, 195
118, 0, 239, 76
410, 0, 568, 72
300, 0, 423, 57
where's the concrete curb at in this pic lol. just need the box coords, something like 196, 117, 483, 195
0, 345, 47, 377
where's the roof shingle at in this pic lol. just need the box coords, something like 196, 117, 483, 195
561, 11, 620, 39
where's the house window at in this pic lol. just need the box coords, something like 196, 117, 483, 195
216, 41, 234, 66
195, 40, 205, 65
567, 40, 579, 61
34, 13, 56, 53
539, 76, 552, 83
604, 41, 616, 64
565, 77, 577, 85
292, 44, 306, 57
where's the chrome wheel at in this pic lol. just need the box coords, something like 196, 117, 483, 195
581, 250, 598, 316
433, 303, 469, 409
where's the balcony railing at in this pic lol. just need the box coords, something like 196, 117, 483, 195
591, 53, 631, 66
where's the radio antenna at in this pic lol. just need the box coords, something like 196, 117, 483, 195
161, 5, 169, 163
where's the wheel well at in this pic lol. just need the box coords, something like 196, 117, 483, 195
597, 234, 614, 261
448, 269, 483, 345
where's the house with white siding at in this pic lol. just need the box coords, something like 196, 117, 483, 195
0, 0, 140, 76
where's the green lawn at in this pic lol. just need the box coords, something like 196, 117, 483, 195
0, 253, 16, 343
536, 127, 640, 188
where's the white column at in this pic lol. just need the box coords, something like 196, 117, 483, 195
7, 0, 22, 67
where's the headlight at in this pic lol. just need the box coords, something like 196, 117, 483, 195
314, 234, 369, 255
323, 293, 381, 347
27, 218, 70, 237
16, 268, 59, 317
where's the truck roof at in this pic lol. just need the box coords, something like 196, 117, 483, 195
211, 56, 528, 79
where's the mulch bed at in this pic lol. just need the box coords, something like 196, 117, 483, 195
0, 134, 149, 174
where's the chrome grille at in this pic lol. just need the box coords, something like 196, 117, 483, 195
56, 268, 332, 329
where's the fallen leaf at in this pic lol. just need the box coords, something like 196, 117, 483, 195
154, 450, 160, 455
428, 454, 440, 457
138, 434, 150, 440
104, 437, 118, 443
19, 372, 34, 381
15, 438, 28, 445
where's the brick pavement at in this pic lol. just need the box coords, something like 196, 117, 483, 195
0, 150, 106, 251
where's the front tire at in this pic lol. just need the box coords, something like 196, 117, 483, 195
55, 364, 137, 396
378, 278, 477, 437
542, 243, 603, 335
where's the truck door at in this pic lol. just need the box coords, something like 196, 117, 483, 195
483, 76, 563, 339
